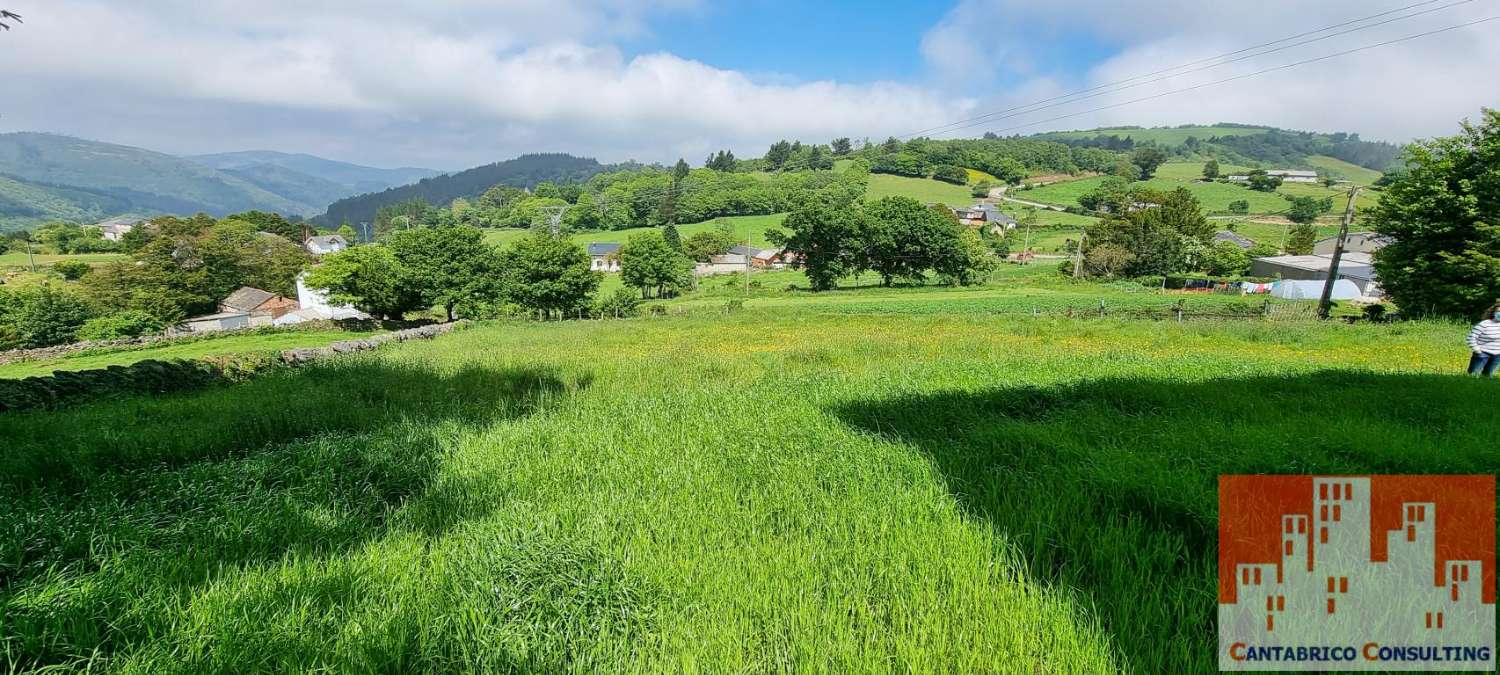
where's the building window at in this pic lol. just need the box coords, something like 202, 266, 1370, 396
1333, 504, 1341, 522
1327, 598, 1336, 614
1284, 541, 1293, 555
1321, 527, 1329, 544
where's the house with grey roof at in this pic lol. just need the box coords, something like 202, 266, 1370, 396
93, 216, 146, 242
588, 242, 621, 272
1250, 254, 1382, 297
219, 286, 298, 322
305, 234, 349, 256
1213, 230, 1255, 249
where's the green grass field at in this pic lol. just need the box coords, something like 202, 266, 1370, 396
0, 251, 126, 270
867, 173, 973, 206
0, 329, 384, 379
1304, 155, 1384, 185
1018, 171, 1377, 217
1, 286, 1484, 672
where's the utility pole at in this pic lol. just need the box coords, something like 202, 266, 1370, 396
25, 235, 36, 273
1316, 187, 1362, 320
541, 205, 568, 237
744, 229, 751, 295
1071, 229, 1086, 279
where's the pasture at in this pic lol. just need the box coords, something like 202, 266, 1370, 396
1, 288, 1484, 673
1035, 125, 1269, 146
0, 251, 126, 271
0, 328, 382, 379
483, 213, 789, 250
866, 173, 973, 206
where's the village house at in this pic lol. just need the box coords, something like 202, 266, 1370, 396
93, 216, 146, 242
588, 243, 621, 272
180, 311, 253, 333
1226, 170, 1319, 184
1250, 254, 1382, 298
1313, 232, 1390, 255
695, 253, 749, 276
274, 273, 372, 325
220, 286, 299, 322
304, 234, 349, 256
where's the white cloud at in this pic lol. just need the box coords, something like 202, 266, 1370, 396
0, 0, 967, 167
920, 0, 1500, 143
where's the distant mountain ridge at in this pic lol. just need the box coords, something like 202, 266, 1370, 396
188, 150, 440, 194
0, 133, 440, 232
317, 154, 608, 226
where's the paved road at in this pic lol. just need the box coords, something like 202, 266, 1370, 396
990, 185, 1068, 212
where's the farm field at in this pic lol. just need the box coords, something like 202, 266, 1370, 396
866, 172, 973, 206
1304, 155, 1384, 185
1, 288, 1484, 673
484, 213, 789, 250
0, 328, 383, 379
0, 251, 126, 270
1218, 220, 1346, 248
1017, 171, 1369, 217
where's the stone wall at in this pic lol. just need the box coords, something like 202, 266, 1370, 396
0, 321, 468, 413
0, 319, 434, 366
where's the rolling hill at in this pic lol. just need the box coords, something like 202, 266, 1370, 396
1031, 123, 1403, 173
0, 133, 442, 232
318, 154, 610, 226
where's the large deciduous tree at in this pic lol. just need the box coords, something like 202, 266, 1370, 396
1372, 109, 1500, 318
304, 245, 426, 320
1082, 187, 1212, 277
384, 226, 504, 321
771, 202, 870, 291
619, 230, 693, 298
499, 234, 600, 316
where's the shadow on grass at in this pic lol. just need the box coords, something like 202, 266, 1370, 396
831, 370, 1500, 673
0, 359, 588, 669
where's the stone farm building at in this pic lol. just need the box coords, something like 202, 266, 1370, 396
588, 243, 621, 272
305, 234, 349, 256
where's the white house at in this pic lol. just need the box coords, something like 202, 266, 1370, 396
1267, 170, 1319, 184
274, 273, 372, 325
94, 216, 145, 242
588, 243, 621, 272
305, 234, 349, 256
180, 311, 252, 333
695, 253, 749, 276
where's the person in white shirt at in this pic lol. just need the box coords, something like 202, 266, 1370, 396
1466, 302, 1500, 376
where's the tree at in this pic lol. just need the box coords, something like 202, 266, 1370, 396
770, 202, 870, 291
499, 234, 600, 316
862, 197, 966, 286
1246, 170, 1283, 192
1228, 200, 1250, 215
384, 226, 504, 321
831, 138, 852, 156
807, 145, 834, 171
1285, 224, 1318, 255
1078, 177, 1133, 213
933, 164, 969, 185
52, 260, 92, 281
1284, 195, 1331, 225
1202, 159, 1221, 180
77, 310, 164, 341
938, 228, 997, 286
706, 150, 738, 172
1199, 240, 1252, 276
1371, 109, 1500, 318
1111, 159, 1142, 181
1131, 146, 1168, 179
619, 230, 693, 298
227, 211, 304, 242
337, 223, 358, 241
971, 181, 995, 198
682, 223, 737, 262
0, 285, 93, 348
765, 141, 793, 170
1082, 187, 1211, 277
655, 159, 692, 226
304, 245, 426, 320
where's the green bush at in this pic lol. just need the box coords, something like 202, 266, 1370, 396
51, 260, 92, 281
77, 310, 166, 341
593, 288, 643, 318
932, 165, 969, 185
0, 285, 94, 348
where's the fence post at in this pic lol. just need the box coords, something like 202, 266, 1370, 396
1099, 299, 1106, 317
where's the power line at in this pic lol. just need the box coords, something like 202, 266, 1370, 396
901, 0, 1479, 139
929, 15, 1500, 140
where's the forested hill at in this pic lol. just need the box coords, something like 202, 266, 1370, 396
318, 154, 608, 226
1030, 124, 1403, 172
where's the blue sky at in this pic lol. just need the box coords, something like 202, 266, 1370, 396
3, 0, 1497, 167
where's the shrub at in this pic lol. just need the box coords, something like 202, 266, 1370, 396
0, 285, 94, 348
52, 260, 93, 281
1227, 200, 1250, 214
933, 165, 969, 185
593, 288, 643, 318
77, 310, 166, 341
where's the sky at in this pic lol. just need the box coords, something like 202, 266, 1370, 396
1, 0, 1497, 170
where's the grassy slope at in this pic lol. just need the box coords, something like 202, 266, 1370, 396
0, 329, 383, 379
1019, 165, 1381, 221
483, 214, 790, 250
867, 173, 973, 206
1305, 155, 1383, 185
0, 252, 127, 270
0, 294, 1482, 673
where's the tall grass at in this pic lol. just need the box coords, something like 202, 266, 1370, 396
0, 307, 1486, 672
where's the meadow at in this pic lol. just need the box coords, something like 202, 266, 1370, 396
0, 328, 382, 379
1035, 125, 1269, 146
866, 173, 973, 206
483, 213, 789, 250
0, 251, 126, 271
1, 290, 1487, 673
